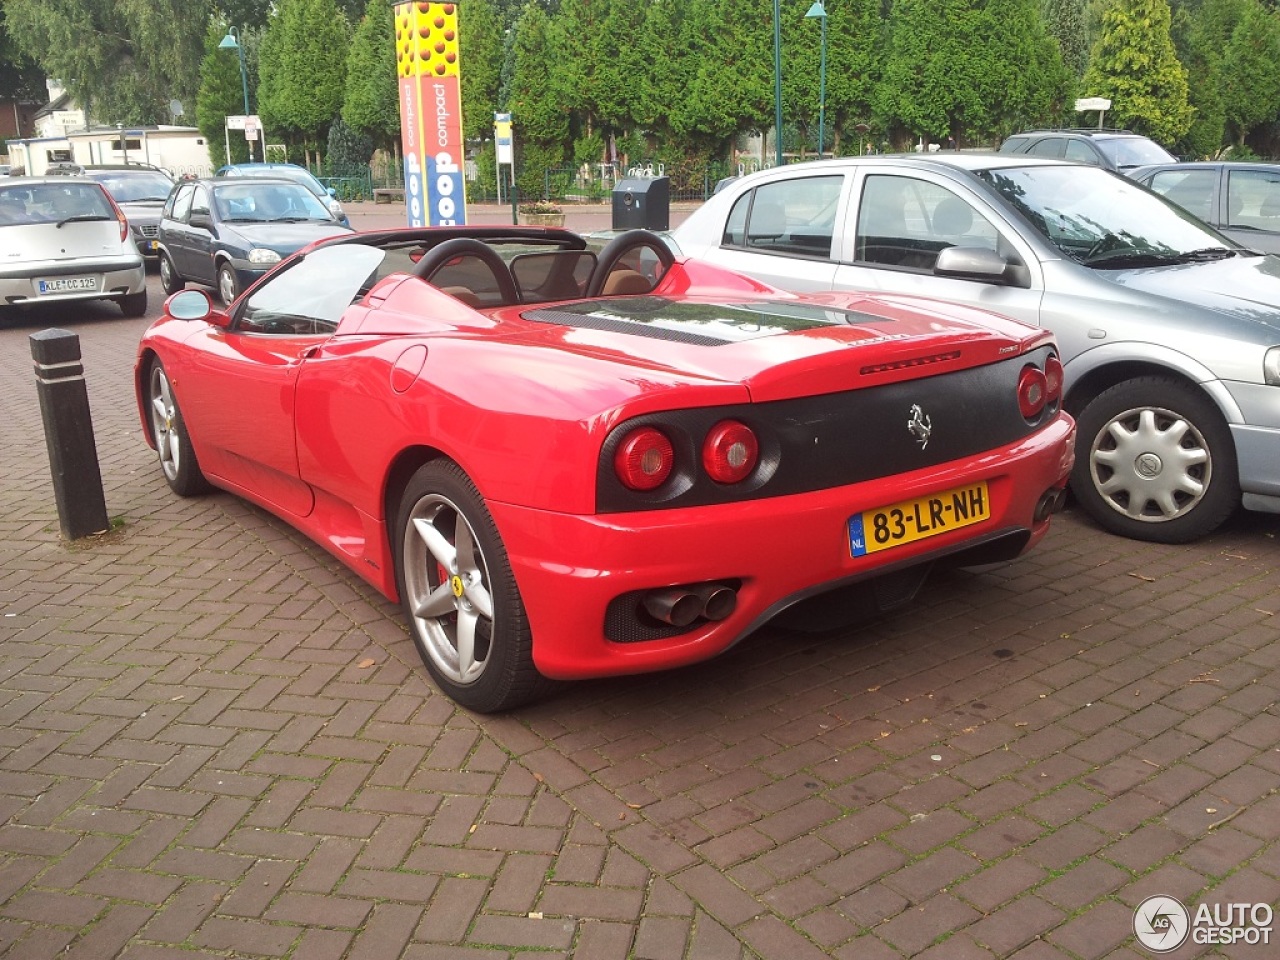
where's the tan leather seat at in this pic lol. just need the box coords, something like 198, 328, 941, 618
601, 267, 652, 296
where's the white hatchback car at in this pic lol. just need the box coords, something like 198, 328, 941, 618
0, 177, 147, 316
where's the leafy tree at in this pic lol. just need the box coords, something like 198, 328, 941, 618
460, 0, 505, 143
822, 0, 886, 154
196, 20, 254, 167
326, 115, 374, 167
1218, 0, 1280, 147
1170, 0, 1237, 156
4, 0, 205, 123
1043, 0, 1090, 76
342, 0, 399, 150
506, 1, 566, 196
1081, 0, 1193, 144
0, 8, 45, 105
258, 0, 350, 153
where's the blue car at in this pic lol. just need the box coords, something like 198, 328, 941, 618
215, 162, 350, 226
158, 178, 353, 305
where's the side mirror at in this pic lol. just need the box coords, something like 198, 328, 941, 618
165, 289, 232, 329
189, 212, 212, 230
327, 186, 337, 197
934, 246, 1012, 283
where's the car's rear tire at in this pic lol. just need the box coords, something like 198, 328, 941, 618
118, 289, 148, 318
148, 359, 209, 496
1071, 376, 1238, 543
393, 460, 550, 712
217, 263, 238, 306
160, 254, 184, 295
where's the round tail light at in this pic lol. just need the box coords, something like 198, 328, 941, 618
1017, 365, 1048, 420
1044, 354, 1064, 404
702, 420, 759, 484
614, 427, 674, 491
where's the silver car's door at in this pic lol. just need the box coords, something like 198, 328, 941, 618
678, 172, 848, 292
832, 170, 1046, 329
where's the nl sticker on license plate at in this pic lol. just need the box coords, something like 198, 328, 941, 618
37, 276, 97, 295
849, 481, 990, 557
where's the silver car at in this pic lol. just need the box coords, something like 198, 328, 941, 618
671, 154, 1280, 543
0, 177, 148, 316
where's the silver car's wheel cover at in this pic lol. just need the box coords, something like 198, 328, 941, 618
149, 366, 180, 482
217, 267, 236, 305
1089, 404, 1211, 523
402, 493, 495, 686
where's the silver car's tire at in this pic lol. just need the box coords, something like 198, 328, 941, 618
217, 263, 239, 306
118, 289, 148, 318
1071, 376, 1237, 543
148, 360, 209, 496
394, 460, 548, 712
160, 254, 184, 295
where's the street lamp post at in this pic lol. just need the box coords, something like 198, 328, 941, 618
219, 26, 253, 162
805, 1, 827, 159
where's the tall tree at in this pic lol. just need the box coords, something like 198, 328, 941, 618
1218, 0, 1280, 147
459, 0, 505, 143
0, 7, 46, 107
1081, 0, 1193, 144
258, 0, 350, 154
3, 0, 205, 123
342, 0, 399, 150
1042, 0, 1090, 77
506, 2, 566, 197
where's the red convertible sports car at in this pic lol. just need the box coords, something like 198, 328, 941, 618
136, 226, 1076, 712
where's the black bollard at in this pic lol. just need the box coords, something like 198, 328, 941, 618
30, 328, 110, 540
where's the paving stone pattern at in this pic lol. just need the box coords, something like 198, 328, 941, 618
1, 285, 1277, 959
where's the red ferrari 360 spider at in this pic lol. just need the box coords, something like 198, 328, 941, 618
136, 226, 1075, 712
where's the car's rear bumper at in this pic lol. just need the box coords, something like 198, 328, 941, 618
493, 414, 1076, 680
0, 256, 146, 304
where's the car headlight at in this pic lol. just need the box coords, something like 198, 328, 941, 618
248, 248, 281, 265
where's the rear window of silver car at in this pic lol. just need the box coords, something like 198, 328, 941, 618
0, 183, 114, 226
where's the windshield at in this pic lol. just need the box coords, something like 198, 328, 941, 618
213, 182, 332, 222
1097, 137, 1177, 169
95, 172, 174, 203
231, 167, 324, 197
977, 165, 1238, 267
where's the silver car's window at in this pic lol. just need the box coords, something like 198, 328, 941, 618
977, 166, 1233, 265
1063, 141, 1098, 164
238, 244, 386, 335
1027, 138, 1065, 159
96, 173, 173, 203
0, 183, 112, 225
1097, 137, 1177, 168
854, 175, 1001, 271
1226, 169, 1280, 229
1147, 169, 1216, 222
722, 176, 841, 258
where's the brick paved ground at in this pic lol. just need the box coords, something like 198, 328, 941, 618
1, 234, 1277, 959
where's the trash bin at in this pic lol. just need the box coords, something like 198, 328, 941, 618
612, 177, 670, 231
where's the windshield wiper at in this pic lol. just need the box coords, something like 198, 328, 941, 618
56, 214, 112, 228
1168, 247, 1238, 263
1084, 251, 1185, 269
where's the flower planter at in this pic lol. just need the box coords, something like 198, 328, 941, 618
519, 212, 566, 227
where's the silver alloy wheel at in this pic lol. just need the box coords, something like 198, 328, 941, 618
217, 264, 237, 305
1088, 404, 1211, 523
402, 492, 495, 686
149, 365, 181, 483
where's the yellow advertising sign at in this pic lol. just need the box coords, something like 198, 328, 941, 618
394, 2, 467, 226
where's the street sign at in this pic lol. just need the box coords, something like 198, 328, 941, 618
1075, 97, 1112, 112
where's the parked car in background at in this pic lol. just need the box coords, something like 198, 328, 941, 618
215, 162, 350, 226
998, 129, 1177, 174
49, 163, 175, 264
0, 164, 12, 177
157, 177, 353, 305
136, 226, 1075, 711
671, 153, 1280, 544
1130, 161, 1280, 255
0, 176, 147, 316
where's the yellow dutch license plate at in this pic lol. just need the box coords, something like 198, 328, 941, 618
849, 481, 990, 557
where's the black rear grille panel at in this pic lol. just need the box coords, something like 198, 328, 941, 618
596, 346, 1058, 513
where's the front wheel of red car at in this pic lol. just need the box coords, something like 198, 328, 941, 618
394, 460, 549, 712
148, 359, 209, 496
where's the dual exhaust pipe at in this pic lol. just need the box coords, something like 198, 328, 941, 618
642, 583, 738, 628
1034, 486, 1069, 524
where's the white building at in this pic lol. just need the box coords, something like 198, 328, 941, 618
7, 80, 214, 178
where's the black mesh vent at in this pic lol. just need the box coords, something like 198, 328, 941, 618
524, 308, 731, 346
